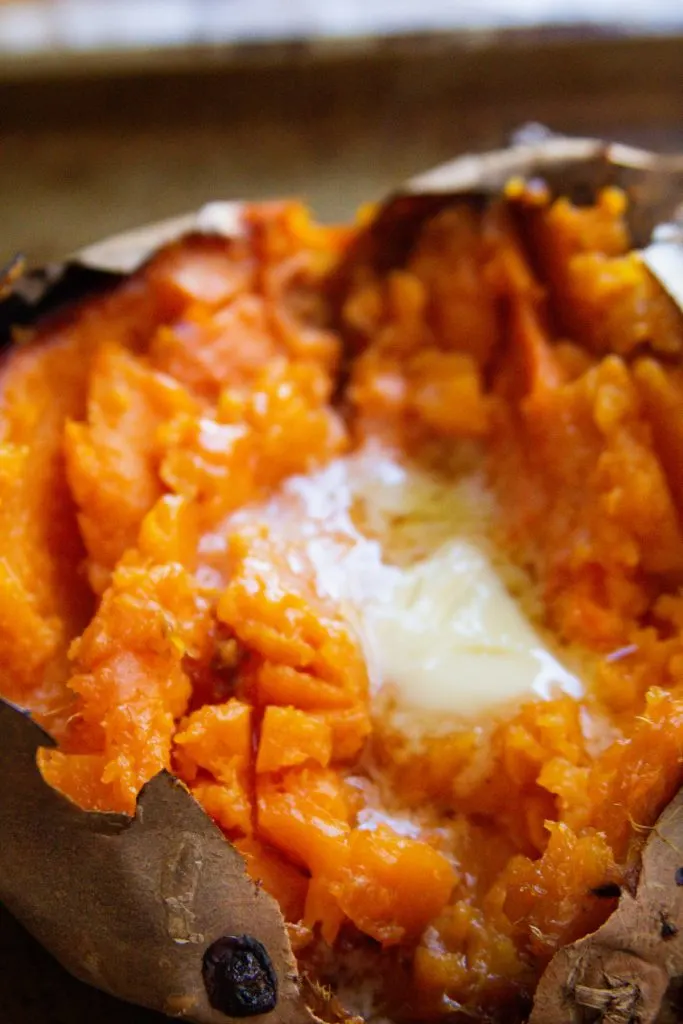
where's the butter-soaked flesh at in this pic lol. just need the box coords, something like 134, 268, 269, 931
230, 446, 582, 723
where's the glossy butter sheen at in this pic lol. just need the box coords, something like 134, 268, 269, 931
243, 447, 582, 718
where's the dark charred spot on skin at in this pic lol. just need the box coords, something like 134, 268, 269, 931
590, 882, 621, 900
675, 866, 683, 886
661, 914, 678, 940
202, 934, 278, 1017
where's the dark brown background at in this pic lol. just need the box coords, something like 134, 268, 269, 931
0, 907, 165, 1023
2, 28, 683, 1022
4, 31, 683, 265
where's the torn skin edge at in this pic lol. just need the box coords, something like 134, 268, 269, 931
330, 136, 683, 332
0, 699, 317, 1024
5, 136, 683, 342
0, 200, 247, 347
530, 790, 683, 1024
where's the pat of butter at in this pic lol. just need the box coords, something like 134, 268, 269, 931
240, 447, 582, 718
358, 538, 581, 716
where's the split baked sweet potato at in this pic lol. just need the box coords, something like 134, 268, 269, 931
3, 139, 683, 1024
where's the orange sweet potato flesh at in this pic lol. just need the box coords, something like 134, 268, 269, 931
257, 707, 333, 773
4, 192, 683, 1024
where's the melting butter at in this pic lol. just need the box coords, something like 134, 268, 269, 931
358, 537, 581, 715
237, 446, 582, 719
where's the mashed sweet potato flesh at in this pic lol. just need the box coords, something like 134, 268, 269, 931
2, 192, 683, 1021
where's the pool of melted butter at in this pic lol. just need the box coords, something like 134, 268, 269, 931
216, 441, 582, 723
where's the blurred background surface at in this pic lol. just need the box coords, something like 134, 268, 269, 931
2, 2, 683, 1021
1, 0, 683, 262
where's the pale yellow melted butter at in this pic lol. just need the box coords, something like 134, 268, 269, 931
231, 445, 582, 719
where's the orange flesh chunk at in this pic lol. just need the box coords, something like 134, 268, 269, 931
334, 827, 457, 946
65, 341, 199, 593
257, 706, 333, 773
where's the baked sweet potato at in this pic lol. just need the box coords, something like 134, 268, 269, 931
3, 137, 683, 1024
